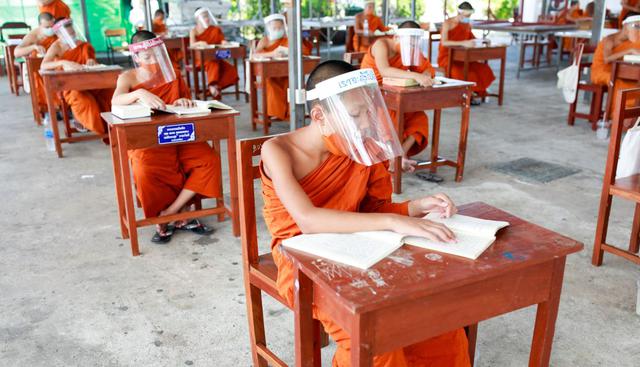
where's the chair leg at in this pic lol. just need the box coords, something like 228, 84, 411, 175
246, 285, 269, 367
593, 193, 613, 266
568, 95, 578, 126
629, 203, 640, 254
591, 89, 605, 131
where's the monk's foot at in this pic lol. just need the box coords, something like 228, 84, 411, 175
401, 157, 418, 172
209, 85, 221, 99
151, 223, 174, 244
72, 119, 88, 133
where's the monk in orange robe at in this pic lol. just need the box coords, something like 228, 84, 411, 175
15, 12, 57, 113
190, 8, 239, 99
354, 0, 390, 51
152, 9, 183, 66
41, 19, 113, 135
361, 21, 435, 173
620, 0, 640, 28
260, 60, 470, 367
37, 0, 70, 19
256, 14, 313, 121
439, 2, 495, 103
112, 31, 219, 243
554, 1, 592, 51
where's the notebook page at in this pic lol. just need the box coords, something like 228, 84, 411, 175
424, 213, 509, 238
403, 232, 496, 260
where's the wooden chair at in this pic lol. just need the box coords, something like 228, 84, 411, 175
520, 35, 552, 69
237, 136, 324, 367
593, 87, 640, 266
303, 28, 322, 57
0, 22, 30, 42
345, 26, 355, 53
4, 41, 24, 96
104, 28, 128, 64
25, 56, 45, 125
568, 43, 607, 130
343, 51, 365, 68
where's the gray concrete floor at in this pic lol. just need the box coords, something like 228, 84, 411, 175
1, 45, 640, 367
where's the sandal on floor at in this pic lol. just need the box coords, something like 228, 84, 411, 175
151, 226, 174, 244
175, 219, 214, 235
415, 171, 444, 183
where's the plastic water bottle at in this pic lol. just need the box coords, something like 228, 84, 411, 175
596, 120, 610, 140
363, 19, 369, 35
43, 114, 55, 152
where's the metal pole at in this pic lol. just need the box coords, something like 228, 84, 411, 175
270, 0, 277, 14
287, 0, 305, 131
143, 0, 153, 31
411, 0, 416, 20
381, 0, 389, 24
80, 0, 91, 43
541, 0, 548, 16
590, 0, 606, 45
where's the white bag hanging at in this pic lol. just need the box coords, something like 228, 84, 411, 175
616, 118, 640, 179
557, 44, 583, 104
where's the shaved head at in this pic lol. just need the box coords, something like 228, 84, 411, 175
398, 20, 421, 29
306, 60, 355, 107
131, 30, 156, 44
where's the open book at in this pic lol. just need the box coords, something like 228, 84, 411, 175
136, 99, 235, 116
111, 103, 151, 119
282, 214, 509, 269
623, 54, 640, 63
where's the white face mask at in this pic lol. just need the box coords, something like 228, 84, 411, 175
268, 29, 285, 41
42, 27, 54, 37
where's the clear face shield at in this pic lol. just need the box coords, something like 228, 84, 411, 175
458, 9, 474, 24
195, 8, 218, 28
52, 19, 85, 49
306, 69, 404, 166
264, 14, 287, 42
624, 16, 640, 42
396, 28, 427, 66
129, 37, 176, 88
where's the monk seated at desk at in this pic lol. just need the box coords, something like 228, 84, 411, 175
152, 9, 168, 37
553, 0, 593, 51
112, 30, 218, 243
255, 13, 312, 121
354, 0, 389, 52
261, 60, 469, 367
591, 13, 640, 127
361, 20, 437, 176
189, 7, 238, 99
37, 0, 70, 20
14, 12, 57, 115
41, 18, 113, 136
439, 1, 495, 105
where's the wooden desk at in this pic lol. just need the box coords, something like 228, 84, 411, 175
381, 81, 474, 194
447, 45, 506, 105
428, 30, 441, 62
3, 43, 21, 95
249, 56, 320, 134
189, 45, 247, 101
101, 110, 240, 256
603, 61, 640, 119
25, 56, 44, 125
290, 202, 583, 367
41, 66, 122, 158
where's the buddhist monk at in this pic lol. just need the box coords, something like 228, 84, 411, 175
41, 18, 113, 135
112, 31, 218, 243
255, 13, 312, 121
591, 13, 640, 126
152, 9, 168, 37
261, 60, 470, 367
361, 21, 437, 176
37, 0, 70, 19
354, 0, 389, 52
439, 1, 495, 104
621, 0, 640, 27
189, 7, 239, 99
553, 1, 593, 51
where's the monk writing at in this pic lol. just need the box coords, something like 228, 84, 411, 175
361, 21, 438, 177
37, 0, 70, 19
112, 30, 218, 243
41, 18, 113, 136
255, 13, 312, 121
189, 7, 239, 99
353, 0, 389, 52
152, 9, 169, 37
261, 60, 470, 367
439, 1, 495, 105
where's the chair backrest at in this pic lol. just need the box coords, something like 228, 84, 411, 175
236, 135, 279, 266
0, 22, 30, 42
572, 43, 585, 66
104, 28, 127, 38
343, 51, 366, 68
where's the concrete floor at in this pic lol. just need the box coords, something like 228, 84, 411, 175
1, 45, 640, 367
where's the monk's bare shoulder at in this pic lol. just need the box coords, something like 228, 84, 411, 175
118, 70, 137, 88
261, 135, 295, 177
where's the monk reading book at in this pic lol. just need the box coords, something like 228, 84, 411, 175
439, 1, 495, 105
591, 13, 640, 126
260, 60, 470, 367
41, 18, 113, 136
353, 0, 389, 52
189, 7, 239, 99
37, 0, 70, 20
361, 20, 437, 176
111, 31, 218, 243
255, 13, 313, 121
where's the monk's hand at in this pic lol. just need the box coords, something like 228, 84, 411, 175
86, 59, 97, 66
392, 215, 456, 243
414, 73, 434, 87
32, 44, 46, 56
135, 89, 166, 110
408, 193, 457, 218
464, 40, 476, 48
62, 61, 83, 71
174, 98, 195, 107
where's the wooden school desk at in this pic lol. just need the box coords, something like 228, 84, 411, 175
25, 55, 44, 125
3, 42, 21, 95
249, 56, 320, 134
381, 79, 474, 194
446, 45, 507, 105
40, 65, 122, 158
603, 61, 640, 119
289, 202, 583, 367
189, 44, 247, 101
101, 109, 240, 256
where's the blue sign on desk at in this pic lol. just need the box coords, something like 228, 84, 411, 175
157, 123, 195, 145
216, 49, 231, 59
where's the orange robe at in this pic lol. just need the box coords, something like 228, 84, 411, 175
354, 13, 389, 52
129, 74, 220, 218
261, 154, 470, 367
152, 19, 167, 35
60, 42, 113, 135
33, 35, 58, 111
438, 22, 495, 97
257, 37, 312, 120
39, 0, 71, 19
361, 45, 434, 157
194, 26, 239, 90
620, 0, 640, 27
